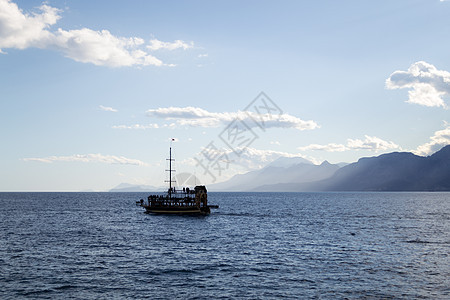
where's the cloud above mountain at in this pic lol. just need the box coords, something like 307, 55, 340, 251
205, 146, 311, 170
0, 0, 193, 67
386, 61, 450, 108
181, 146, 318, 181
145, 106, 319, 130
298, 135, 400, 152
414, 124, 450, 155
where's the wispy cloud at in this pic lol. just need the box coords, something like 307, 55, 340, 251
386, 61, 450, 108
414, 123, 450, 155
112, 123, 159, 129
0, 0, 193, 67
146, 39, 193, 51
299, 135, 400, 152
146, 106, 319, 131
23, 153, 149, 166
99, 105, 118, 112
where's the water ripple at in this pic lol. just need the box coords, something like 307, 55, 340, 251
1, 192, 449, 299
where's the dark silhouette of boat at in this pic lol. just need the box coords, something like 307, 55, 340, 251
137, 142, 217, 215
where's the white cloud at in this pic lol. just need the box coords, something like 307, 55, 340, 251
163, 123, 177, 129
146, 106, 319, 131
0, 1, 60, 49
299, 135, 400, 152
414, 124, 450, 156
198, 53, 208, 58
147, 39, 193, 51
23, 153, 149, 166
386, 61, 450, 108
0, 0, 193, 67
99, 105, 118, 112
53, 28, 164, 67
112, 123, 159, 129
347, 135, 400, 151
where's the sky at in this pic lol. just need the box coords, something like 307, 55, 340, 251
1, 0, 450, 191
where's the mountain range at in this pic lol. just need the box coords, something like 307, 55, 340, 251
210, 145, 450, 192
309, 145, 450, 191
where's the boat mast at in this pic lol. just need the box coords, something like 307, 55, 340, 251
165, 140, 176, 198
169, 147, 172, 192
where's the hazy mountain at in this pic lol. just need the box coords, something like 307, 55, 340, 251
209, 158, 340, 191
109, 183, 164, 192
266, 156, 313, 168
260, 145, 450, 192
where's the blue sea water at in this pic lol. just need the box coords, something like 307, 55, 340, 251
0, 192, 449, 299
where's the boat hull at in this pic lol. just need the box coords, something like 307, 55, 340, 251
144, 205, 210, 215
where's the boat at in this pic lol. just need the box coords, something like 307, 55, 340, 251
137, 143, 217, 215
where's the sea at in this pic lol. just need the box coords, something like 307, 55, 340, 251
0, 192, 449, 299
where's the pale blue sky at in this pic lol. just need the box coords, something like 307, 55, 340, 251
1, 0, 450, 191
